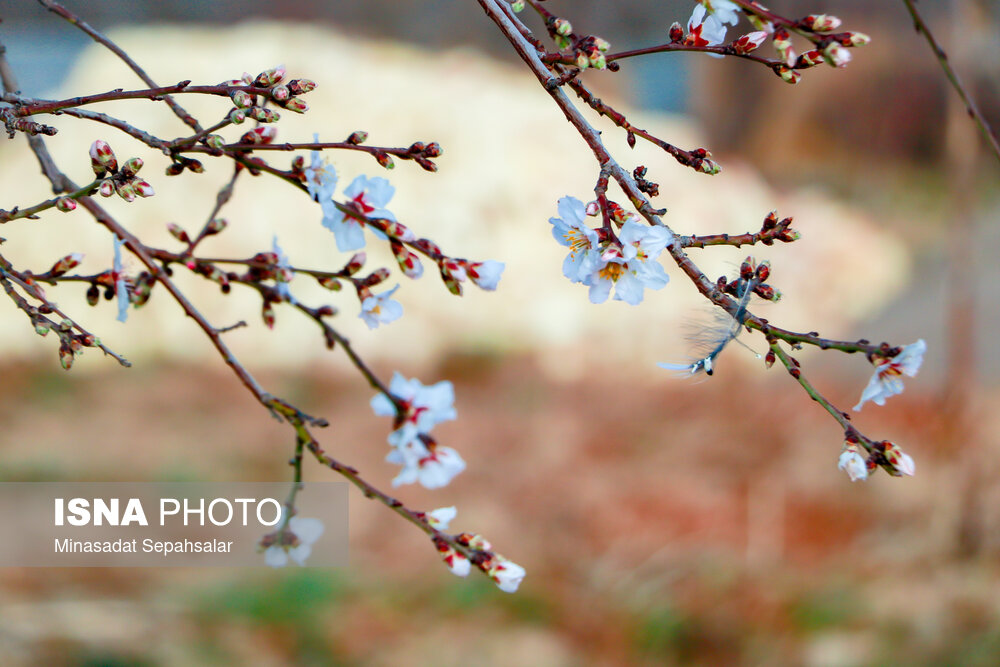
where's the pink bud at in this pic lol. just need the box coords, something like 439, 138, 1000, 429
55, 197, 77, 212
845, 32, 871, 47
282, 98, 309, 114
796, 50, 824, 68
89, 139, 118, 174
115, 181, 136, 203
270, 85, 290, 102
880, 441, 915, 477
230, 89, 254, 109
287, 79, 317, 95
120, 157, 143, 179
823, 43, 852, 68
98, 179, 115, 197
774, 65, 801, 84
803, 14, 842, 32
167, 223, 190, 243
132, 180, 155, 198
732, 31, 768, 55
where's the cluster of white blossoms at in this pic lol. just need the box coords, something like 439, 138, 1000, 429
262, 516, 325, 568
305, 144, 397, 253
303, 145, 504, 329
371, 373, 465, 489
429, 507, 527, 592
550, 196, 673, 305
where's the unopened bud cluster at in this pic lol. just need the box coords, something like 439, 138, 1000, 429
221, 65, 316, 123
89, 140, 155, 202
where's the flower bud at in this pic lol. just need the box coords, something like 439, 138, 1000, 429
456, 532, 492, 551
553, 17, 572, 36
35, 322, 50, 337
287, 79, 316, 95
89, 140, 118, 175
115, 181, 136, 203
588, 52, 607, 70
510, 0, 525, 11
423, 142, 442, 158
391, 242, 423, 279
206, 134, 226, 149
132, 180, 155, 198
282, 98, 309, 114
755, 260, 771, 282
555, 34, 571, 51
575, 52, 590, 69
697, 158, 721, 175
242, 126, 278, 146
367, 267, 391, 286
593, 37, 611, 53
845, 32, 871, 47
732, 31, 768, 55
344, 252, 366, 275
59, 344, 74, 370
773, 28, 796, 66
774, 65, 801, 84
669, 22, 684, 43
120, 157, 143, 179
98, 179, 115, 197
803, 14, 842, 32
270, 84, 290, 102
754, 284, 782, 302
347, 131, 368, 145
206, 218, 227, 234
167, 223, 190, 243
749, 16, 774, 34
55, 197, 77, 212
796, 50, 824, 68
585, 200, 601, 216
764, 349, 776, 369
261, 300, 275, 329
256, 64, 286, 87
229, 108, 246, 124
838, 442, 869, 482
878, 441, 915, 477
823, 42, 852, 68
375, 152, 395, 170
230, 89, 254, 109
317, 276, 342, 291
86, 283, 100, 306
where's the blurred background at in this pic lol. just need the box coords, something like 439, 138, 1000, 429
1, 1, 999, 665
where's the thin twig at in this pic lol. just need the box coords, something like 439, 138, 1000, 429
899, 0, 1000, 164
36, 0, 203, 132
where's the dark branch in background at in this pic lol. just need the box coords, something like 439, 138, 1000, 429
898, 0, 1000, 164
36, 0, 203, 132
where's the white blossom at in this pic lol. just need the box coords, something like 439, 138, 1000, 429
838, 443, 869, 482
485, 556, 526, 593
359, 284, 403, 329
853, 340, 926, 411
550, 196, 600, 284
264, 517, 324, 567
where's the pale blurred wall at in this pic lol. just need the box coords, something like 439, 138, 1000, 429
0, 20, 909, 378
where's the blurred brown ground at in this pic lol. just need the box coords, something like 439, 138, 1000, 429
1, 352, 999, 666
2, 1, 1000, 666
